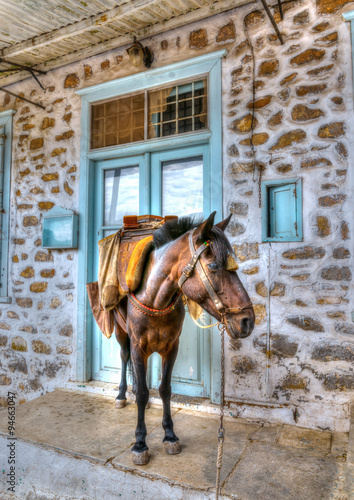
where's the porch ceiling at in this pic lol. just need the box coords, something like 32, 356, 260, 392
0, 0, 251, 88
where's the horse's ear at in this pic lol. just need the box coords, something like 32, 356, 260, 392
196, 211, 216, 242
215, 214, 232, 232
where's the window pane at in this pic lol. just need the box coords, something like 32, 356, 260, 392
178, 83, 193, 100
178, 99, 192, 118
104, 166, 139, 226
162, 121, 176, 136
91, 94, 145, 149
162, 102, 176, 122
148, 79, 207, 139
92, 134, 104, 149
162, 156, 203, 217
178, 118, 193, 134
105, 101, 118, 116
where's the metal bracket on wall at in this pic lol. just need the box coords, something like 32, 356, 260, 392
0, 57, 47, 109
259, 0, 284, 45
277, 0, 283, 21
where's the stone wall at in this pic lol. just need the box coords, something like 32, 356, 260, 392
0, 77, 81, 404
0, 0, 353, 431
221, 0, 354, 431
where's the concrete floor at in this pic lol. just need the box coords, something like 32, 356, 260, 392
0, 389, 351, 499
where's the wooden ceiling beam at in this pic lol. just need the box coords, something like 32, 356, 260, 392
0, 0, 158, 59
0, 0, 252, 88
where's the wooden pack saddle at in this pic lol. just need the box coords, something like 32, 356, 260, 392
118, 214, 177, 293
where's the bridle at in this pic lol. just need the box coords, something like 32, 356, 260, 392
128, 228, 252, 332
178, 229, 253, 333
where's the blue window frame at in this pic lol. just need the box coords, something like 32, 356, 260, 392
261, 178, 302, 242
0, 110, 14, 303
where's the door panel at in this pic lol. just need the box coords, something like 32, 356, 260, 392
150, 145, 211, 397
171, 314, 211, 397
92, 155, 144, 382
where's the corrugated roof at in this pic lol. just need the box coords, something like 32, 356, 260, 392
0, 0, 251, 87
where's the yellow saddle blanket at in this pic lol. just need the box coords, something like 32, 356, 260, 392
87, 232, 155, 338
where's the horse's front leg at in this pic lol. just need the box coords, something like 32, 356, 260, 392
131, 347, 150, 465
160, 341, 181, 455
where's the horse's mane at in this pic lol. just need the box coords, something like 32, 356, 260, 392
153, 215, 232, 266
153, 215, 203, 248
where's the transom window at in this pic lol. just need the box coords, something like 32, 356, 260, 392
91, 78, 208, 149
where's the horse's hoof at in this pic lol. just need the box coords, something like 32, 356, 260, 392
164, 440, 181, 455
132, 449, 149, 465
115, 398, 127, 409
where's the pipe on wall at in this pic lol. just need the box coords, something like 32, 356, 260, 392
265, 243, 271, 397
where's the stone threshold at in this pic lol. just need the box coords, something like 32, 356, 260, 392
0, 389, 351, 499
63, 379, 296, 425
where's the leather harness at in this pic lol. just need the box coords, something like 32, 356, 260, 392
128, 228, 252, 324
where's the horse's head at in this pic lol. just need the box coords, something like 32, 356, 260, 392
179, 212, 255, 340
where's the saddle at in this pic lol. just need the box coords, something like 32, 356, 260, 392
86, 214, 177, 338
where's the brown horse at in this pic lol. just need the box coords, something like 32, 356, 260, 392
113, 212, 255, 465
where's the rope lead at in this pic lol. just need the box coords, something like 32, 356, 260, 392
215, 324, 225, 499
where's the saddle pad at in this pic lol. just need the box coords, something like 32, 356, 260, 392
98, 231, 121, 311
126, 236, 154, 292
86, 281, 115, 339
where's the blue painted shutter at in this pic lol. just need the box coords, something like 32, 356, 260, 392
269, 183, 297, 239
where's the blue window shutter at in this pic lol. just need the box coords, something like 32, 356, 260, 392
269, 183, 296, 239
261, 178, 302, 242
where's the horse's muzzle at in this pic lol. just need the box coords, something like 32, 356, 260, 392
225, 314, 254, 339
240, 317, 254, 337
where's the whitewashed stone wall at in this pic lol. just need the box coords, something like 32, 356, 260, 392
0, 0, 353, 431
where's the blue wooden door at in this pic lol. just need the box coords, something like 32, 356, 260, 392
92, 155, 146, 382
150, 144, 211, 397
92, 145, 211, 397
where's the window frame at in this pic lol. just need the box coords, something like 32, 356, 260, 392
261, 178, 303, 242
90, 76, 209, 149
0, 110, 14, 303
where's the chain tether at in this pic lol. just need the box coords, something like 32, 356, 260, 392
176, 228, 253, 499
215, 322, 225, 500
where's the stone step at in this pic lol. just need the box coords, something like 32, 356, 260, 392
0, 389, 350, 499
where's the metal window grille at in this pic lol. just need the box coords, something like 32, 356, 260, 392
90, 78, 208, 150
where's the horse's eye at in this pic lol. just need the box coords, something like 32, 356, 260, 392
207, 262, 219, 272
